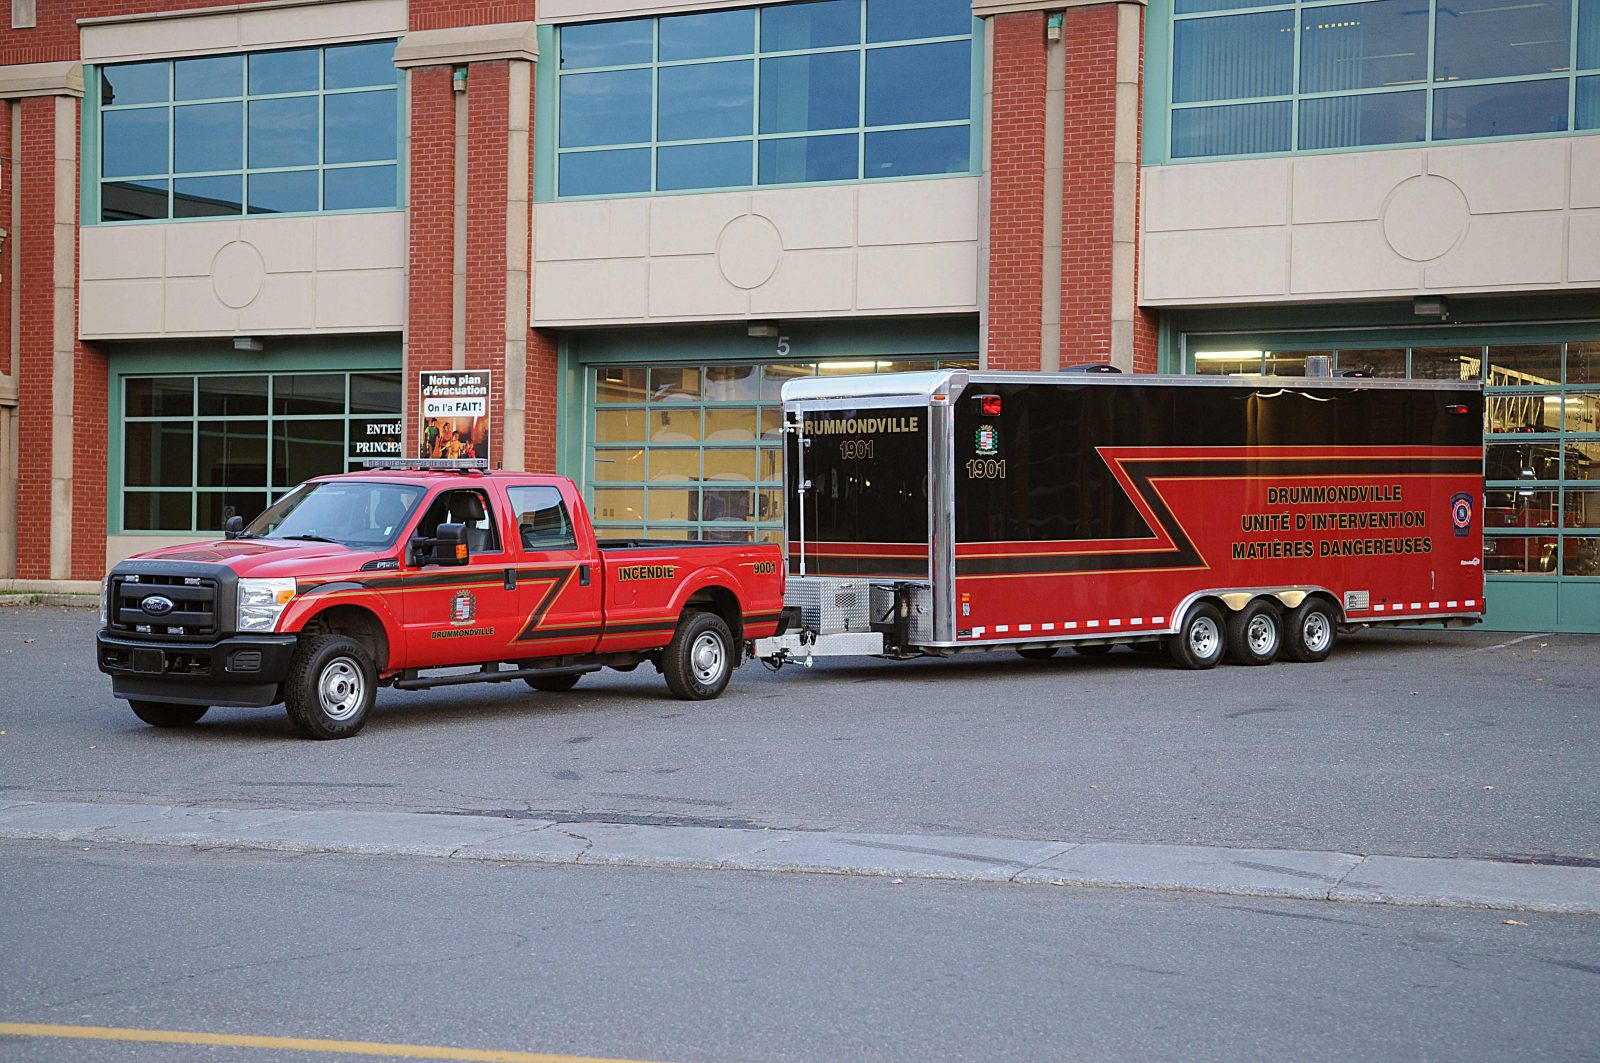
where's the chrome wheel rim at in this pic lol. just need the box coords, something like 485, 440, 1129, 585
318, 657, 365, 721
1302, 612, 1332, 653
1247, 615, 1277, 656
1189, 616, 1220, 659
690, 632, 725, 685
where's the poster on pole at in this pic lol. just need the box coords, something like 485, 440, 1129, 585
419, 370, 492, 462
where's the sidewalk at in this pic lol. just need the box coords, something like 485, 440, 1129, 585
2, 799, 1595, 914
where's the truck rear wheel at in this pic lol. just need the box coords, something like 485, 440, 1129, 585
1225, 600, 1282, 666
1283, 600, 1337, 663
283, 634, 376, 740
1169, 603, 1226, 670
525, 673, 582, 692
129, 701, 208, 728
663, 611, 734, 701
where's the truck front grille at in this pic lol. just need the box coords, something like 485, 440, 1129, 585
109, 574, 219, 640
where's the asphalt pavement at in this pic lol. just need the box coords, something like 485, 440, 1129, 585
1, 607, 1594, 860
3, 841, 1598, 1063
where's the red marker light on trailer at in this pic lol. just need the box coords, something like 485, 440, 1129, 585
979, 394, 1003, 416
1446, 404, 1470, 415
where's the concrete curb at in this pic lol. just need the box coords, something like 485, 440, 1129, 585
0, 592, 97, 608
1, 800, 1595, 914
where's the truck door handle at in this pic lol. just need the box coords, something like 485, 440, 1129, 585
504, 568, 517, 591
579, 564, 591, 587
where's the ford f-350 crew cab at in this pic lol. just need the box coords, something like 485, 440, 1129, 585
97, 461, 788, 739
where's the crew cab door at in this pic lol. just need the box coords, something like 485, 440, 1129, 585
503, 483, 602, 659
400, 485, 525, 667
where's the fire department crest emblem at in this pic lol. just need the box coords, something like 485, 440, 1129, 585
975, 424, 999, 456
450, 589, 477, 626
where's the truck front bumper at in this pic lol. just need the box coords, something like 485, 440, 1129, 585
97, 630, 298, 708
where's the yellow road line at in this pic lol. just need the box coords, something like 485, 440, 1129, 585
0, 1022, 662, 1063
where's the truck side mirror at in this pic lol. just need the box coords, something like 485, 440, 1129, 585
414, 522, 469, 567
223, 515, 245, 540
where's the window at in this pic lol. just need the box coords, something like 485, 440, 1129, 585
1188, 338, 1600, 578
245, 480, 424, 548
1166, 0, 1600, 159
97, 41, 401, 222
587, 356, 976, 544
417, 489, 501, 554
510, 486, 578, 551
554, 0, 976, 197
121, 371, 402, 532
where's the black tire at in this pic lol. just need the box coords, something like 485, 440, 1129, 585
129, 700, 208, 728
525, 673, 582, 692
1225, 599, 1282, 666
283, 634, 376, 740
1073, 643, 1114, 657
662, 611, 735, 701
1283, 599, 1338, 664
1016, 647, 1059, 660
1168, 602, 1226, 670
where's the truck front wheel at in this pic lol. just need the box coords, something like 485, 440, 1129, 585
525, 674, 582, 692
129, 701, 208, 728
1169, 603, 1226, 670
283, 635, 376, 739
663, 612, 734, 701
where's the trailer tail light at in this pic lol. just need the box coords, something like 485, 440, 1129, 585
977, 394, 1002, 416
1446, 404, 1470, 415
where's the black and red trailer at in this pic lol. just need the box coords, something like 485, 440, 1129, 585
758, 369, 1484, 669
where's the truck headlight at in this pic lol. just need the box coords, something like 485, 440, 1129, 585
238, 578, 297, 633
100, 578, 110, 626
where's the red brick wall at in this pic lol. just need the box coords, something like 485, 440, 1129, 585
526, 330, 559, 474
985, 11, 1046, 372
1059, 5, 1119, 369
410, 2, 536, 32
72, 340, 108, 579
0, 99, 11, 381
405, 65, 457, 459
465, 60, 511, 470
14, 97, 58, 579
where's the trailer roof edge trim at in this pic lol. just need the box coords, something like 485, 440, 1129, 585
781, 370, 1481, 404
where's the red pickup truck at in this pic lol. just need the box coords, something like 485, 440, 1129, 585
96, 462, 789, 739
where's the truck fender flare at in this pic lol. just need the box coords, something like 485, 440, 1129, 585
670, 570, 745, 637
280, 592, 405, 668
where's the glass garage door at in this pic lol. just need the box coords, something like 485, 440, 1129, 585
587, 358, 974, 544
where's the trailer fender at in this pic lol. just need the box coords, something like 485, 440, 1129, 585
1170, 587, 1343, 630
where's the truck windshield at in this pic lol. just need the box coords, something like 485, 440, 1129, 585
243, 482, 425, 549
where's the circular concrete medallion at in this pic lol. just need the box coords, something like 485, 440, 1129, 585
211, 240, 267, 309
717, 214, 783, 290
1380, 175, 1470, 263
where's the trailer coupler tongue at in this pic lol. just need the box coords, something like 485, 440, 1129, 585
759, 647, 814, 670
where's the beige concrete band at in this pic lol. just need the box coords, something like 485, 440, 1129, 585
393, 22, 538, 69
1108, 2, 1141, 369
974, 0, 1146, 15
0, 62, 83, 100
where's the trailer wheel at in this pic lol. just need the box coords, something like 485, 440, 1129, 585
525, 673, 582, 692
129, 701, 208, 728
663, 611, 734, 701
1169, 603, 1226, 670
283, 634, 376, 740
1225, 600, 1282, 666
1073, 644, 1114, 657
1016, 647, 1058, 660
1283, 599, 1338, 664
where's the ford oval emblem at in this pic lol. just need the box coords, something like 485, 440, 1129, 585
141, 595, 175, 617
